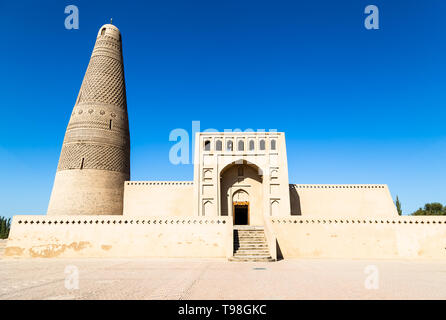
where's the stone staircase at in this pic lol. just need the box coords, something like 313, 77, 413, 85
229, 226, 275, 262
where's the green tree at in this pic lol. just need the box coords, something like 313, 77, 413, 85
0, 218, 5, 238
0, 217, 11, 239
395, 196, 402, 216
411, 203, 445, 216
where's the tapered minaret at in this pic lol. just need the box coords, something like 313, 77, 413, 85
47, 24, 130, 215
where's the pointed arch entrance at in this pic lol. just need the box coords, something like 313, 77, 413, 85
220, 160, 263, 226
232, 189, 249, 225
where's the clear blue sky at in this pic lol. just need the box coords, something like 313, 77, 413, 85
0, 0, 445, 218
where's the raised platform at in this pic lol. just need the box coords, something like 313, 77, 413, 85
4, 215, 233, 259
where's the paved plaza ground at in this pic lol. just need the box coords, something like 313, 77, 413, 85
1, 257, 446, 299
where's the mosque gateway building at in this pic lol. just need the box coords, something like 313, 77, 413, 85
5, 24, 446, 261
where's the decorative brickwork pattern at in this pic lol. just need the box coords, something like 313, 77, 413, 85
58, 144, 129, 173
78, 55, 126, 108
48, 24, 130, 216
55, 23, 129, 175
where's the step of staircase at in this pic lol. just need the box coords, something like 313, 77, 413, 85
230, 226, 274, 262
229, 256, 276, 262
234, 251, 271, 256
236, 236, 264, 239
234, 243, 266, 247
234, 245, 269, 250
235, 246, 270, 251
234, 244, 268, 249
236, 233, 265, 235
233, 226, 265, 230
236, 233, 265, 236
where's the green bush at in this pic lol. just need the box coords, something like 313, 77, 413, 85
411, 203, 446, 216
0, 217, 11, 239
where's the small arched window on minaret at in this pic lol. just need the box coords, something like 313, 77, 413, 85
101, 28, 106, 35
109, 120, 112, 130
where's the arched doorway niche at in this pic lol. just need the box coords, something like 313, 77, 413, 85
219, 160, 264, 225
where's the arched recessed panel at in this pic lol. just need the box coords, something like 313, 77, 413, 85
220, 160, 263, 225
249, 140, 255, 151
203, 201, 213, 216
238, 140, 244, 151
260, 139, 265, 150
215, 140, 222, 151
270, 169, 278, 179
204, 140, 211, 151
233, 189, 249, 202
227, 140, 233, 151
271, 139, 276, 150
271, 200, 279, 216
203, 169, 212, 180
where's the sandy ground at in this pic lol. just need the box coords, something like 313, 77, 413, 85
1, 257, 446, 299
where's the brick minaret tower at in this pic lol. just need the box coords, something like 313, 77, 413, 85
47, 24, 130, 215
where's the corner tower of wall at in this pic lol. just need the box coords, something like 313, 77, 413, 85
47, 24, 130, 215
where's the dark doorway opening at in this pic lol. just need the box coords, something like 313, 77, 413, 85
234, 205, 248, 225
